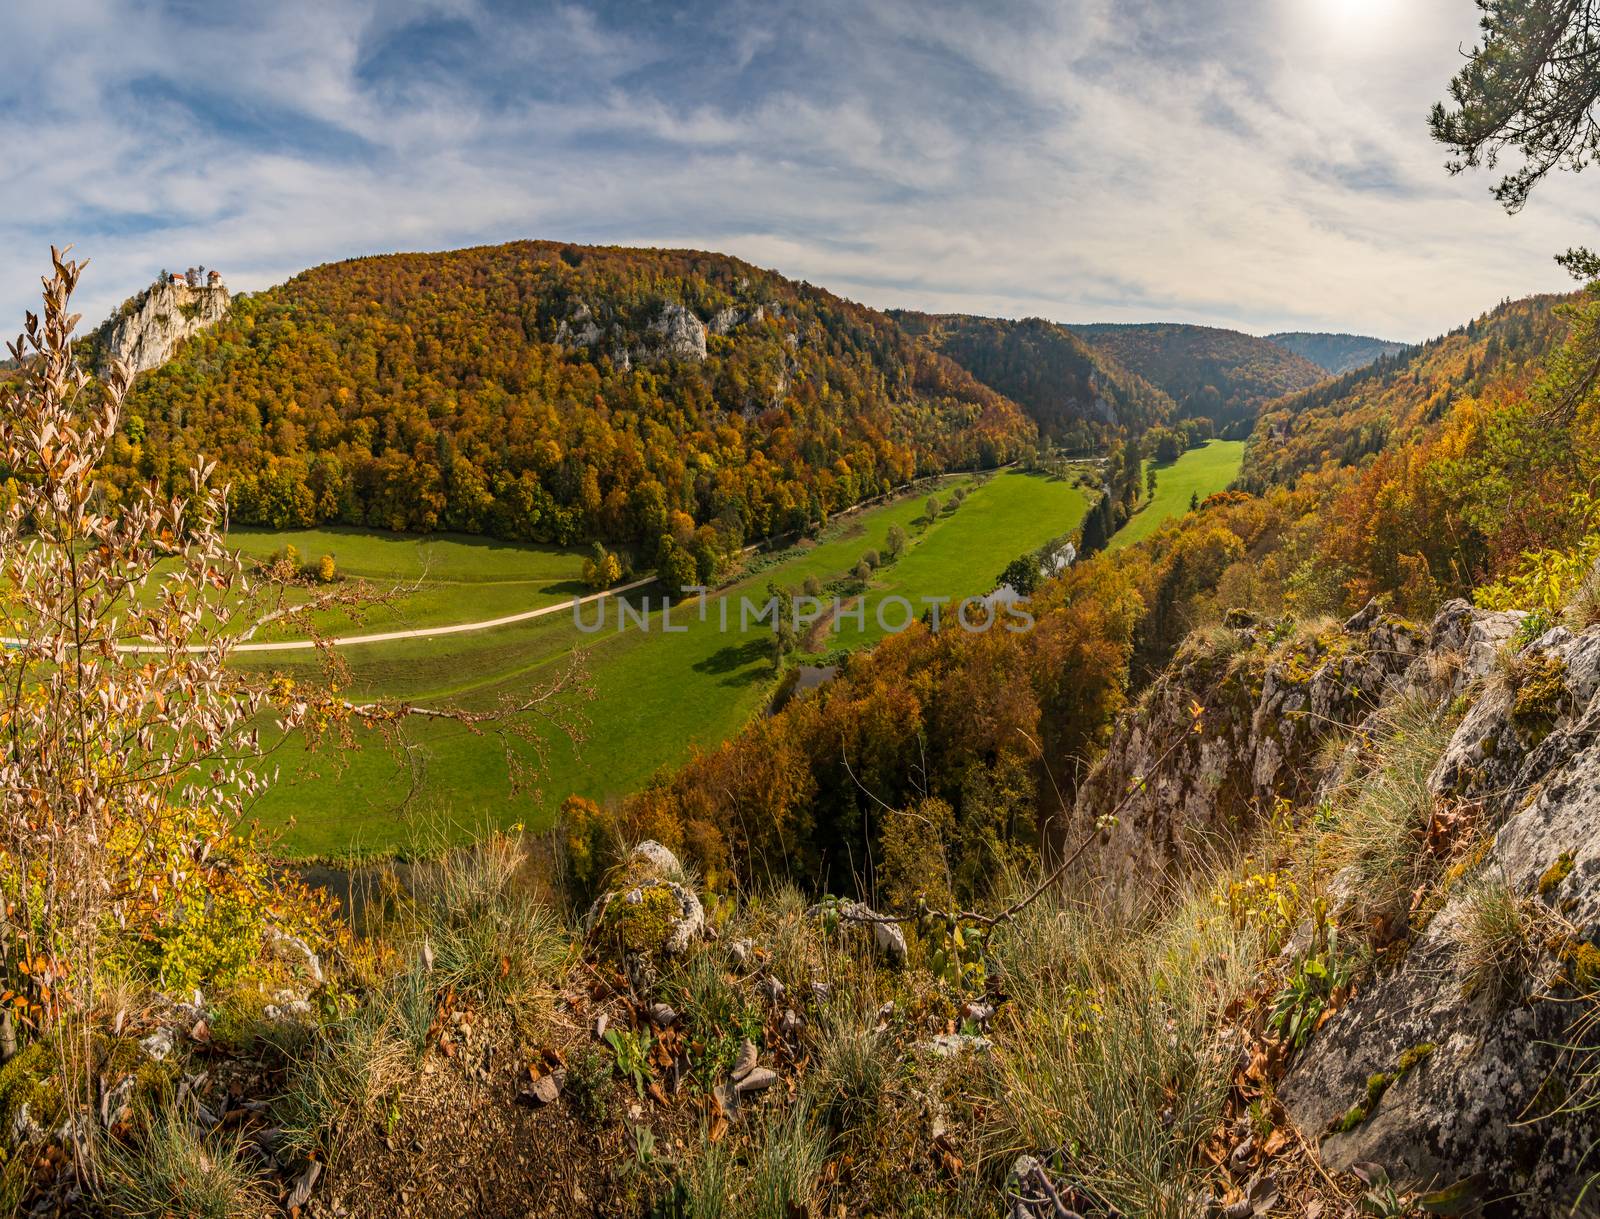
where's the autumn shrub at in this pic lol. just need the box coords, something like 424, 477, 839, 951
553, 794, 625, 909
102, 804, 339, 996
1476, 526, 1600, 617
0, 252, 349, 1146
875, 798, 956, 911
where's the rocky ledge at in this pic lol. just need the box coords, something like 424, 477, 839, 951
99, 278, 230, 375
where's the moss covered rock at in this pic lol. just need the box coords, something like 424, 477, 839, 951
583, 841, 704, 956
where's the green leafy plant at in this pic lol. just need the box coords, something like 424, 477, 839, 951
1268, 922, 1354, 1051
605, 1027, 652, 1098
1354, 1163, 1407, 1217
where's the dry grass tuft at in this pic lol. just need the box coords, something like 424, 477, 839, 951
100, 1111, 272, 1219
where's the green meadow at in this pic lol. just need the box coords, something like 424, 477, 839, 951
224, 527, 591, 636
236, 470, 1089, 858
1109, 438, 1244, 551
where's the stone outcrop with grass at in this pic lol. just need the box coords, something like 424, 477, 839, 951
1278, 610, 1600, 1211
1069, 590, 1600, 1213
1074, 601, 1426, 903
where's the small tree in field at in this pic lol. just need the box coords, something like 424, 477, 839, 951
885, 523, 907, 559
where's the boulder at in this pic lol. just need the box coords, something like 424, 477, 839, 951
806, 899, 907, 965
583, 841, 704, 955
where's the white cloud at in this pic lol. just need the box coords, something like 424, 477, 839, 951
0, 0, 1593, 345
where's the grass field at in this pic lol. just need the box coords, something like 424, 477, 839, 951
1109, 439, 1244, 552
224, 527, 592, 636
239, 471, 1090, 858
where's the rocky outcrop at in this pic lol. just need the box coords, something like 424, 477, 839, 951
709, 304, 765, 335
1074, 603, 1424, 901
1083, 598, 1600, 1209
99, 278, 230, 375
1275, 608, 1600, 1213
553, 301, 603, 349
583, 841, 704, 957
645, 303, 707, 362
556, 299, 747, 368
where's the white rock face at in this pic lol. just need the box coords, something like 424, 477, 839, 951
554, 300, 712, 367
709, 304, 765, 336
101, 279, 230, 375
646, 303, 708, 362
555, 301, 604, 348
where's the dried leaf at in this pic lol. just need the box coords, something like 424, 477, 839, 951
286, 1161, 322, 1210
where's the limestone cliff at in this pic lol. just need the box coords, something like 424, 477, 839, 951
97, 278, 230, 376
1075, 596, 1600, 1211
1074, 602, 1424, 902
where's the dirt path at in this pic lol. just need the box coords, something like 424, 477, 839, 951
1, 576, 658, 655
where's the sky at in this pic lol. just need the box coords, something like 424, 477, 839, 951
2, 0, 1596, 344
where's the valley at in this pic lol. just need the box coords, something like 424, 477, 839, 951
235, 467, 1089, 857
14, 5, 1600, 1215
1109, 437, 1245, 551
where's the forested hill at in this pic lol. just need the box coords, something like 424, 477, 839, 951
1266, 330, 1407, 374
102, 241, 1035, 547
1067, 321, 1326, 436
1242, 294, 1568, 490
890, 311, 1174, 450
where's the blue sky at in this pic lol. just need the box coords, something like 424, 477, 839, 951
2, 0, 1595, 342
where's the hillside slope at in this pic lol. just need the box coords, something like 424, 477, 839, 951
1266, 330, 1407, 374
104, 242, 1036, 545
891, 311, 1174, 449
1244, 294, 1568, 490
1069, 321, 1326, 436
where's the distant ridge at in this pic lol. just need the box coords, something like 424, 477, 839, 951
891, 311, 1174, 448
1243, 295, 1568, 489
1066, 321, 1325, 438
1266, 331, 1407, 376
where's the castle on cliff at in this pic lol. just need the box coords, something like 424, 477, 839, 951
162, 266, 223, 289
